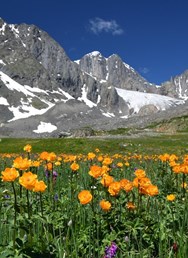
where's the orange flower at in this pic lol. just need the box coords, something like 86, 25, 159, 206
166, 194, 176, 201
46, 162, 53, 171
102, 157, 113, 166
120, 179, 133, 193
19, 171, 37, 190
31, 161, 40, 167
133, 177, 151, 188
108, 181, 121, 196
39, 151, 49, 161
70, 162, 80, 171
134, 169, 146, 178
126, 202, 136, 210
47, 152, 57, 162
97, 155, 104, 162
13, 156, 31, 170
87, 152, 96, 160
100, 199, 111, 211
78, 190, 92, 205
23, 144, 32, 153
1, 168, 19, 182
89, 165, 103, 178
143, 184, 159, 196
33, 180, 47, 192
101, 174, 114, 187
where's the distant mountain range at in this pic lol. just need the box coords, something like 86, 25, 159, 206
0, 17, 187, 137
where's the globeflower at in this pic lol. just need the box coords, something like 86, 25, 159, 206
70, 162, 80, 171
108, 181, 121, 196
100, 199, 111, 212
33, 180, 47, 192
101, 174, 114, 187
1, 168, 19, 182
78, 190, 92, 205
89, 165, 103, 178
166, 194, 176, 201
19, 171, 37, 190
23, 144, 32, 153
13, 156, 31, 171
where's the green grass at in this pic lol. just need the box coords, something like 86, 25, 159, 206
0, 132, 188, 155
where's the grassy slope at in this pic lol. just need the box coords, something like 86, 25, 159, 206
0, 133, 187, 155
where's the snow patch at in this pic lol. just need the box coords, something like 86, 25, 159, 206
0, 97, 9, 106
115, 87, 184, 113
33, 122, 57, 133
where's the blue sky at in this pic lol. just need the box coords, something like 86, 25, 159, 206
1, 0, 188, 84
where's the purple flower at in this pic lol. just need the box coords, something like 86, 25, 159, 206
54, 193, 58, 201
104, 242, 118, 258
53, 171, 58, 177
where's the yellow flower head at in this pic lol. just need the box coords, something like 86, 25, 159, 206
1, 168, 19, 182
33, 180, 47, 192
99, 199, 111, 212
23, 144, 32, 153
89, 165, 102, 178
166, 194, 176, 201
70, 162, 80, 171
134, 169, 146, 179
101, 174, 114, 187
126, 202, 136, 210
78, 190, 92, 205
19, 171, 37, 190
13, 156, 31, 171
108, 181, 121, 196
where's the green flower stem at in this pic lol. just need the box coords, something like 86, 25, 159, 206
11, 182, 17, 253
39, 192, 43, 217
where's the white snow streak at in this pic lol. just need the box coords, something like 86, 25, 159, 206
78, 84, 97, 108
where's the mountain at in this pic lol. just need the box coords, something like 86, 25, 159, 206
0, 18, 187, 137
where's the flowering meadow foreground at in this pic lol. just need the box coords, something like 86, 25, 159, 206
0, 144, 188, 257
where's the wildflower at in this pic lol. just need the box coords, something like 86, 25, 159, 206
33, 180, 47, 192
101, 174, 114, 187
100, 199, 111, 212
104, 242, 118, 258
103, 157, 113, 166
54, 193, 58, 201
39, 151, 49, 161
108, 181, 121, 196
134, 169, 146, 178
19, 171, 37, 190
89, 165, 103, 178
120, 179, 133, 192
78, 190, 92, 205
47, 152, 57, 162
13, 156, 31, 170
1, 168, 19, 182
23, 144, 32, 153
126, 202, 136, 210
117, 162, 123, 168
70, 162, 79, 171
144, 184, 159, 196
87, 152, 96, 160
166, 194, 176, 201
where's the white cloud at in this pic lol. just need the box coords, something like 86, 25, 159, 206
89, 17, 124, 35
